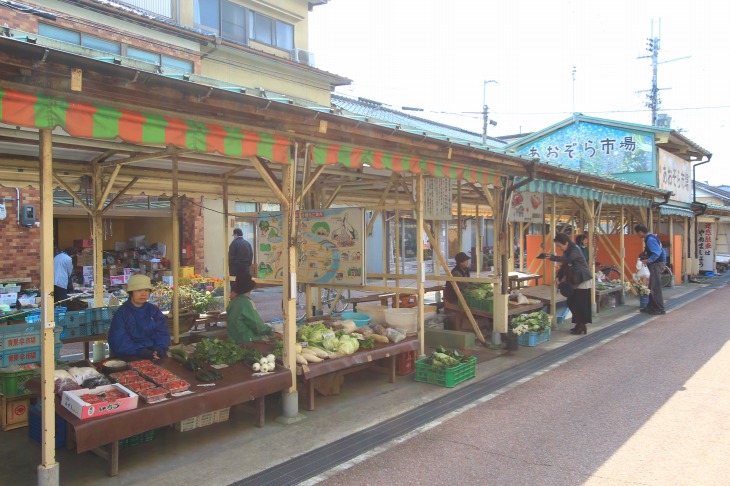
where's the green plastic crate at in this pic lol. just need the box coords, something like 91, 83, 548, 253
414, 356, 477, 388
0, 366, 39, 397
119, 429, 157, 449
464, 295, 493, 313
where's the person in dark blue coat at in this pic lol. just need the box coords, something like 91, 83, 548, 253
634, 224, 667, 315
108, 274, 170, 361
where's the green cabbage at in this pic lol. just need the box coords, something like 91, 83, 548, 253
322, 336, 340, 352
337, 336, 359, 355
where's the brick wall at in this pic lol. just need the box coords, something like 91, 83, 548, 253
180, 197, 205, 275
0, 5, 200, 72
0, 187, 42, 286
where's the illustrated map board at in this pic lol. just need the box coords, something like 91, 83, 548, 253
256, 207, 365, 285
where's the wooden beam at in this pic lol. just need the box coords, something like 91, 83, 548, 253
297, 164, 326, 205
102, 177, 139, 213
97, 147, 190, 167
250, 156, 289, 211
95, 164, 121, 212
52, 172, 93, 215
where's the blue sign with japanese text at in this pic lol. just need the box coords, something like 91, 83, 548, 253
514, 121, 654, 173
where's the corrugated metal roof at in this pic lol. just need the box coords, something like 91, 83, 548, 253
331, 94, 508, 148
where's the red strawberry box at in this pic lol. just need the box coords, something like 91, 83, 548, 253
61, 384, 138, 420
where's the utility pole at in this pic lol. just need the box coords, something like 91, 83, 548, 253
638, 19, 690, 126
482, 79, 498, 144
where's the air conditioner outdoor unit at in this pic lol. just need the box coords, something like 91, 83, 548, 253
291, 48, 315, 67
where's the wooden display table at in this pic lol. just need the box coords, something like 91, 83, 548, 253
297, 337, 419, 411
56, 357, 291, 476
508, 272, 543, 289
594, 286, 625, 314
519, 285, 567, 305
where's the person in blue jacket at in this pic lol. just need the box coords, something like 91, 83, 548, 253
634, 224, 667, 315
108, 274, 170, 361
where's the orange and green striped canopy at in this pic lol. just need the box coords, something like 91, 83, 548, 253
312, 143, 501, 186
0, 88, 290, 163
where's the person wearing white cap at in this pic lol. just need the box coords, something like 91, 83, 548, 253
108, 274, 170, 360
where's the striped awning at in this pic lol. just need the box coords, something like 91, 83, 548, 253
312, 144, 501, 186
517, 178, 601, 200
601, 193, 652, 208
515, 178, 652, 207
0, 88, 291, 163
659, 205, 695, 218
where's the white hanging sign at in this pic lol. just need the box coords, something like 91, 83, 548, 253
424, 178, 452, 220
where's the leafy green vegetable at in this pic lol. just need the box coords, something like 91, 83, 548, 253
463, 283, 494, 301
426, 346, 471, 368
509, 311, 552, 336
360, 336, 375, 349
193, 338, 246, 365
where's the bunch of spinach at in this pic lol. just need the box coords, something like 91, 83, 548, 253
193, 338, 246, 365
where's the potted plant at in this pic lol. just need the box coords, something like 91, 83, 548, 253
632, 282, 651, 309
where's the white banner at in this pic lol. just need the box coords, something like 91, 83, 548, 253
424, 177, 452, 220
698, 221, 716, 272
658, 149, 692, 203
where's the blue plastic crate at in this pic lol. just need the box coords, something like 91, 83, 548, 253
58, 306, 118, 339
517, 328, 550, 347
28, 405, 66, 448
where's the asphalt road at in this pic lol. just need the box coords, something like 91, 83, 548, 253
315, 283, 730, 485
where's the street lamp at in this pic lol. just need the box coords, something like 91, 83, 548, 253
482, 79, 499, 144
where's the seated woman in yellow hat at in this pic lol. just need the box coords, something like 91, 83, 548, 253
108, 274, 170, 360
226, 272, 273, 343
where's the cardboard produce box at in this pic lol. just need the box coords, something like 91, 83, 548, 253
61, 384, 138, 420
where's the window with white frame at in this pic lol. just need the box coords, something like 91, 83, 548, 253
194, 0, 294, 51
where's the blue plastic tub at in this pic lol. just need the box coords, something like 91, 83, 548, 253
339, 311, 371, 327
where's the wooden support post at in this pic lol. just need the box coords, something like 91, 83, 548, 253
620, 207, 626, 290
283, 148, 298, 394
222, 183, 230, 306
475, 205, 481, 276
39, 130, 59, 479
550, 195, 557, 322
415, 173, 425, 357
93, 165, 104, 308
171, 158, 180, 343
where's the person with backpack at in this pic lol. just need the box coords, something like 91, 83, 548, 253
634, 224, 667, 315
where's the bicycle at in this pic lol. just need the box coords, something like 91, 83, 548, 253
660, 265, 673, 288
295, 285, 351, 321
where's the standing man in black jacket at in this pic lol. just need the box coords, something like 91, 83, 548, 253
229, 227, 253, 290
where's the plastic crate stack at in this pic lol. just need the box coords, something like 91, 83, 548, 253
57, 306, 120, 339
0, 284, 21, 294
0, 322, 62, 367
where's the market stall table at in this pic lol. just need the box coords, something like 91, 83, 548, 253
508, 272, 543, 290
519, 285, 567, 305
594, 285, 625, 314
298, 336, 419, 411
55, 357, 291, 476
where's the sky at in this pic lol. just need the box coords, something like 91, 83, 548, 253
309, 0, 729, 186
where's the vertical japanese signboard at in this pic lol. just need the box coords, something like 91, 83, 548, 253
698, 221, 715, 272
424, 177, 452, 220
256, 207, 365, 285
657, 149, 692, 203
